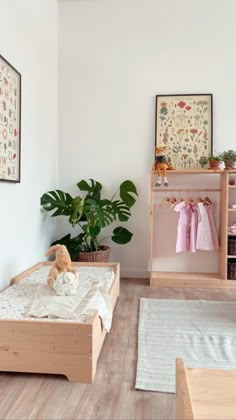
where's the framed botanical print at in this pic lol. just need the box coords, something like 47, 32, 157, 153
155, 94, 213, 169
0, 54, 21, 182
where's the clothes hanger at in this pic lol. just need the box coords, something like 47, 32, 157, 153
203, 195, 212, 206
192, 193, 203, 205
159, 193, 170, 208
171, 192, 183, 208
170, 195, 177, 204
185, 195, 193, 204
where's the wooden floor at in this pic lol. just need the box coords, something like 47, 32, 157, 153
1, 279, 236, 420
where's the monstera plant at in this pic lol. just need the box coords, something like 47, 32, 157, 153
40, 179, 138, 261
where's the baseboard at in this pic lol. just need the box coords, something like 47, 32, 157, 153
120, 269, 149, 279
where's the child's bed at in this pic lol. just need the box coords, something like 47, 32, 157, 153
0, 261, 120, 382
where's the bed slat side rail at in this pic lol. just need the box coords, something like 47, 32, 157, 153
10, 262, 45, 285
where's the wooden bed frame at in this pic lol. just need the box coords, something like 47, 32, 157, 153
0, 261, 120, 383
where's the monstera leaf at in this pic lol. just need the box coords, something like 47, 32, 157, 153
69, 197, 85, 226
111, 227, 133, 244
40, 190, 73, 217
84, 199, 115, 228
119, 180, 138, 208
77, 179, 102, 201
112, 200, 131, 222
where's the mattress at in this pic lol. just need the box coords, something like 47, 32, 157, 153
0, 265, 115, 323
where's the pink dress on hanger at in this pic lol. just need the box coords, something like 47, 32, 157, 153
189, 203, 198, 253
206, 202, 219, 250
174, 201, 192, 253
196, 202, 215, 251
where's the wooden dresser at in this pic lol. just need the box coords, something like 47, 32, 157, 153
176, 358, 236, 419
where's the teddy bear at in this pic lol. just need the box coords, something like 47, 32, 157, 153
45, 244, 79, 295
152, 146, 175, 186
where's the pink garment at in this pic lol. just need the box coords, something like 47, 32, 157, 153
189, 203, 198, 253
206, 202, 219, 250
174, 201, 192, 253
196, 202, 214, 251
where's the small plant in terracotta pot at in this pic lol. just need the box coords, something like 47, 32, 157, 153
208, 154, 221, 169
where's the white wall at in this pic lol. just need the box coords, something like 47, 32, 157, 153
58, 0, 236, 277
0, 0, 58, 289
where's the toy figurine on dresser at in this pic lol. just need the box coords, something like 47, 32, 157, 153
152, 146, 175, 186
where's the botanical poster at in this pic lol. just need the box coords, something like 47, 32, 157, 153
155, 94, 212, 169
0, 55, 21, 182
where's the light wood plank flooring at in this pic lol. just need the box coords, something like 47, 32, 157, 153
1, 279, 236, 420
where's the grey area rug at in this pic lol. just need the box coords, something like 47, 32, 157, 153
135, 298, 236, 393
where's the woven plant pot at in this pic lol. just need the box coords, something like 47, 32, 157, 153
77, 246, 110, 262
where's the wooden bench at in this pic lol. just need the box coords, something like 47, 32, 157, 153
176, 358, 236, 419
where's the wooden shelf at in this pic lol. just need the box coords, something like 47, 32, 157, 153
153, 169, 224, 175
228, 208, 236, 211
151, 271, 221, 280
152, 169, 236, 174
153, 188, 220, 192
228, 185, 236, 188
228, 255, 236, 258
150, 271, 236, 288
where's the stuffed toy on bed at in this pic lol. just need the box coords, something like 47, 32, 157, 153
45, 244, 79, 296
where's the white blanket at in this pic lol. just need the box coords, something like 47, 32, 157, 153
0, 266, 115, 328
28, 283, 112, 332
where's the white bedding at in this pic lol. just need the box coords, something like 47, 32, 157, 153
0, 266, 115, 327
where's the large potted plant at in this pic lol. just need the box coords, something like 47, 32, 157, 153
40, 179, 138, 262
220, 150, 236, 169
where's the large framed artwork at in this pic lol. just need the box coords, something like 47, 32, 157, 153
0, 54, 21, 182
155, 94, 213, 169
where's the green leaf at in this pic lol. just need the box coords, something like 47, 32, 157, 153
119, 180, 138, 208
77, 179, 102, 201
89, 225, 101, 237
91, 237, 99, 251
40, 190, 73, 216
80, 224, 101, 251
69, 197, 84, 226
51, 233, 84, 261
51, 233, 72, 248
84, 199, 115, 227
112, 200, 131, 222
111, 226, 133, 244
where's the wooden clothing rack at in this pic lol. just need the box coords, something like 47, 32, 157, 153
150, 169, 236, 289
153, 188, 221, 192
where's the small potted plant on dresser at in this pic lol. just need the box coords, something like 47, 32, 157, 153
40, 178, 138, 262
220, 149, 236, 169
208, 153, 222, 169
